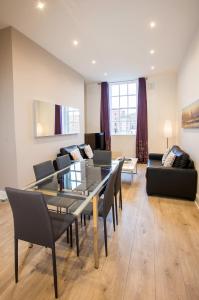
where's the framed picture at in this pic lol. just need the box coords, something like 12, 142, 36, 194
182, 99, 199, 128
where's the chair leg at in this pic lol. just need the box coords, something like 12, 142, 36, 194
83, 214, 86, 226
80, 214, 83, 227
119, 187, 122, 210
70, 224, 73, 248
112, 203, 116, 232
75, 219, 79, 257
103, 218, 108, 257
14, 238, 18, 283
66, 228, 69, 243
51, 246, 58, 299
115, 195, 118, 225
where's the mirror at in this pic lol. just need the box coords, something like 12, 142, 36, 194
34, 100, 80, 137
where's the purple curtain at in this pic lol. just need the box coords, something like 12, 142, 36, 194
100, 82, 111, 150
136, 78, 148, 163
55, 104, 62, 134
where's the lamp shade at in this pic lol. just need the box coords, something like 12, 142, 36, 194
163, 120, 173, 138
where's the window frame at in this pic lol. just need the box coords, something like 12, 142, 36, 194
109, 80, 138, 136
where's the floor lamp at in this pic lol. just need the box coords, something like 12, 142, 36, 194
163, 120, 173, 149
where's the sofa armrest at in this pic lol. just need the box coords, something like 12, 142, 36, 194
148, 153, 163, 160
146, 166, 198, 200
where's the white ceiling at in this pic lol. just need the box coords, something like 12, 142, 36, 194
0, 0, 199, 82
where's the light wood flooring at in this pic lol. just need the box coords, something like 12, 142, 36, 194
1, 165, 199, 300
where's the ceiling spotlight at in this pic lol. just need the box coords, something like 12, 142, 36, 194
150, 21, 156, 28
104, 72, 108, 76
73, 40, 79, 46
150, 49, 155, 55
151, 66, 155, 70
36, 1, 45, 10
92, 60, 96, 64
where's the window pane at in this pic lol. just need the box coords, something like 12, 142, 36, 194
120, 122, 127, 133
112, 96, 119, 109
120, 109, 127, 120
112, 122, 119, 134
128, 83, 136, 94
120, 96, 128, 108
128, 95, 137, 107
111, 109, 119, 122
120, 84, 127, 95
111, 84, 119, 96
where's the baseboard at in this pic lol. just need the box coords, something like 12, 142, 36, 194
0, 190, 7, 201
195, 193, 199, 209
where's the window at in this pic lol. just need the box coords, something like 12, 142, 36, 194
110, 81, 137, 135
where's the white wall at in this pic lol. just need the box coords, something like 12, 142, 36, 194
177, 29, 199, 201
0, 27, 85, 189
0, 28, 18, 190
85, 72, 177, 157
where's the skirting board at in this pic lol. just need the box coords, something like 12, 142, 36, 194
0, 190, 7, 201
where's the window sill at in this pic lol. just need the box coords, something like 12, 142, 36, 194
111, 133, 136, 137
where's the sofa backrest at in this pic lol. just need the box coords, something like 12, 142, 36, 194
170, 145, 194, 169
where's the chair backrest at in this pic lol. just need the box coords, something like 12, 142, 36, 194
33, 160, 55, 181
115, 158, 125, 195
103, 165, 119, 217
56, 154, 71, 171
5, 187, 54, 248
93, 150, 112, 165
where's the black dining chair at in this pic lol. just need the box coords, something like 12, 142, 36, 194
93, 150, 112, 165
82, 165, 118, 256
56, 154, 71, 171
114, 158, 125, 225
5, 187, 79, 299
33, 160, 76, 212
33, 160, 55, 181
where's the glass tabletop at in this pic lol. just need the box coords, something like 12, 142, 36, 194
26, 159, 118, 216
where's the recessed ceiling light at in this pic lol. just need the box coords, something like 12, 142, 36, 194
151, 66, 155, 70
104, 72, 108, 76
92, 60, 96, 64
150, 49, 155, 55
150, 21, 156, 28
73, 40, 79, 46
36, 1, 45, 10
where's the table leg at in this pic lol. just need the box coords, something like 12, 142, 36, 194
92, 195, 99, 269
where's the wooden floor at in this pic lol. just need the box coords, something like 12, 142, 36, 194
1, 165, 199, 300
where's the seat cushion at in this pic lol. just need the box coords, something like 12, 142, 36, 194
147, 159, 162, 168
49, 212, 75, 241
44, 194, 76, 209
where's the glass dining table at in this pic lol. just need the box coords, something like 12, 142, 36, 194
24, 159, 118, 269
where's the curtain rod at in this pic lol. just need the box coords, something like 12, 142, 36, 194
97, 77, 148, 85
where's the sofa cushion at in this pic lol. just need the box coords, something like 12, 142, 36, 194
163, 151, 176, 167
70, 148, 84, 161
78, 144, 88, 159
60, 145, 79, 159
148, 159, 162, 168
84, 144, 94, 159
162, 148, 171, 164
171, 145, 190, 168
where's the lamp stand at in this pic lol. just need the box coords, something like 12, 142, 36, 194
166, 137, 169, 149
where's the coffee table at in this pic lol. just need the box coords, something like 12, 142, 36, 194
117, 157, 138, 180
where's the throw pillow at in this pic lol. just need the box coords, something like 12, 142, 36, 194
84, 144, 94, 159
163, 151, 176, 167
162, 148, 171, 164
70, 148, 84, 161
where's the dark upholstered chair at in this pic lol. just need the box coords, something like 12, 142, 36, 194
33, 161, 76, 212
114, 158, 125, 224
5, 187, 79, 299
93, 150, 112, 165
33, 160, 55, 181
82, 165, 118, 256
56, 154, 71, 171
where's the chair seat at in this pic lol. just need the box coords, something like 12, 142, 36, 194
49, 211, 75, 240
44, 194, 76, 209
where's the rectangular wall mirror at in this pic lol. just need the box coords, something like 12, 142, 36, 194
34, 100, 80, 137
